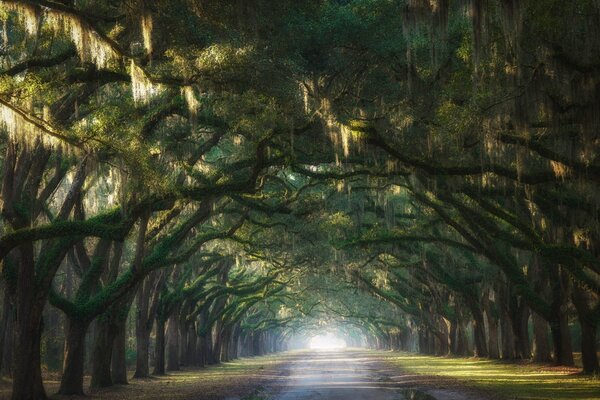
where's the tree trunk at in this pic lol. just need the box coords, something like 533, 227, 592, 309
532, 312, 552, 363
549, 266, 574, 366
471, 307, 488, 357
11, 303, 46, 400
11, 245, 48, 400
579, 318, 599, 374
500, 311, 516, 359
185, 325, 198, 366
487, 314, 500, 359
91, 321, 114, 388
0, 288, 12, 375
197, 334, 207, 366
166, 315, 180, 371
111, 317, 129, 384
133, 324, 151, 378
571, 284, 599, 373
513, 303, 531, 359
58, 318, 89, 395
153, 318, 166, 375
549, 316, 574, 366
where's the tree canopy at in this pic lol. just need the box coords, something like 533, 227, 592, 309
0, 1, 599, 399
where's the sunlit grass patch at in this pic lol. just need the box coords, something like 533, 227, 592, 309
383, 351, 600, 400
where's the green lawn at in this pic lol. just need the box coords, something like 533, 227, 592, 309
385, 352, 600, 400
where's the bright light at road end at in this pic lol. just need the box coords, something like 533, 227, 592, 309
309, 333, 347, 350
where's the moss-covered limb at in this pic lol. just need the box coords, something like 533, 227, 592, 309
1, 49, 78, 76
196, 276, 283, 336
145, 206, 184, 243
48, 286, 82, 320
355, 272, 422, 319
410, 188, 553, 319
156, 264, 221, 322
498, 132, 600, 178
442, 194, 533, 250
448, 193, 600, 293
73, 239, 112, 304
5, 0, 125, 58
533, 188, 600, 223
366, 128, 566, 185
140, 201, 213, 272
291, 164, 411, 180
0, 218, 125, 261
66, 66, 130, 85
465, 192, 600, 277
162, 224, 242, 267
210, 283, 286, 336
140, 99, 186, 140
241, 316, 295, 332
451, 200, 554, 320
0, 97, 83, 148
345, 231, 477, 254
230, 194, 293, 215
464, 191, 542, 242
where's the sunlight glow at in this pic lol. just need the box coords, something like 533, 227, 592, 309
309, 333, 347, 350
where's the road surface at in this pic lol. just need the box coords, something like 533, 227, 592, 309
271, 350, 483, 400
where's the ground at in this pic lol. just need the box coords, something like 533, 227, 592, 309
1, 350, 599, 399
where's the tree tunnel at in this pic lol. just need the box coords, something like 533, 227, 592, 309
1, 1, 599, 399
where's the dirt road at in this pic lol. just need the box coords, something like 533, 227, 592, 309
271, 350, 486, 400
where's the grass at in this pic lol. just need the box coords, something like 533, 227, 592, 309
0, 354, 291, 400
383, 351, 600, 400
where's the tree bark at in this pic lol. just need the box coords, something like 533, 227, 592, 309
571, 283, 599, 373
153, 318, 166, 375
500, 311, 516, 359
111, 317, 129, 384
91, 314, 118, 388
58, 318, 89, 395
549, 266, 574, 366
11, 301, 46, 400
513, 303, 531, 359
12, 245, 47, 400
133, 323, 151, 378
486, 314, 500, 359
579, 318, 599, 374
166, 314, 180, 370
471, 305, 488, 357
0, 288, 12, 375
532, 312, 552, 363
